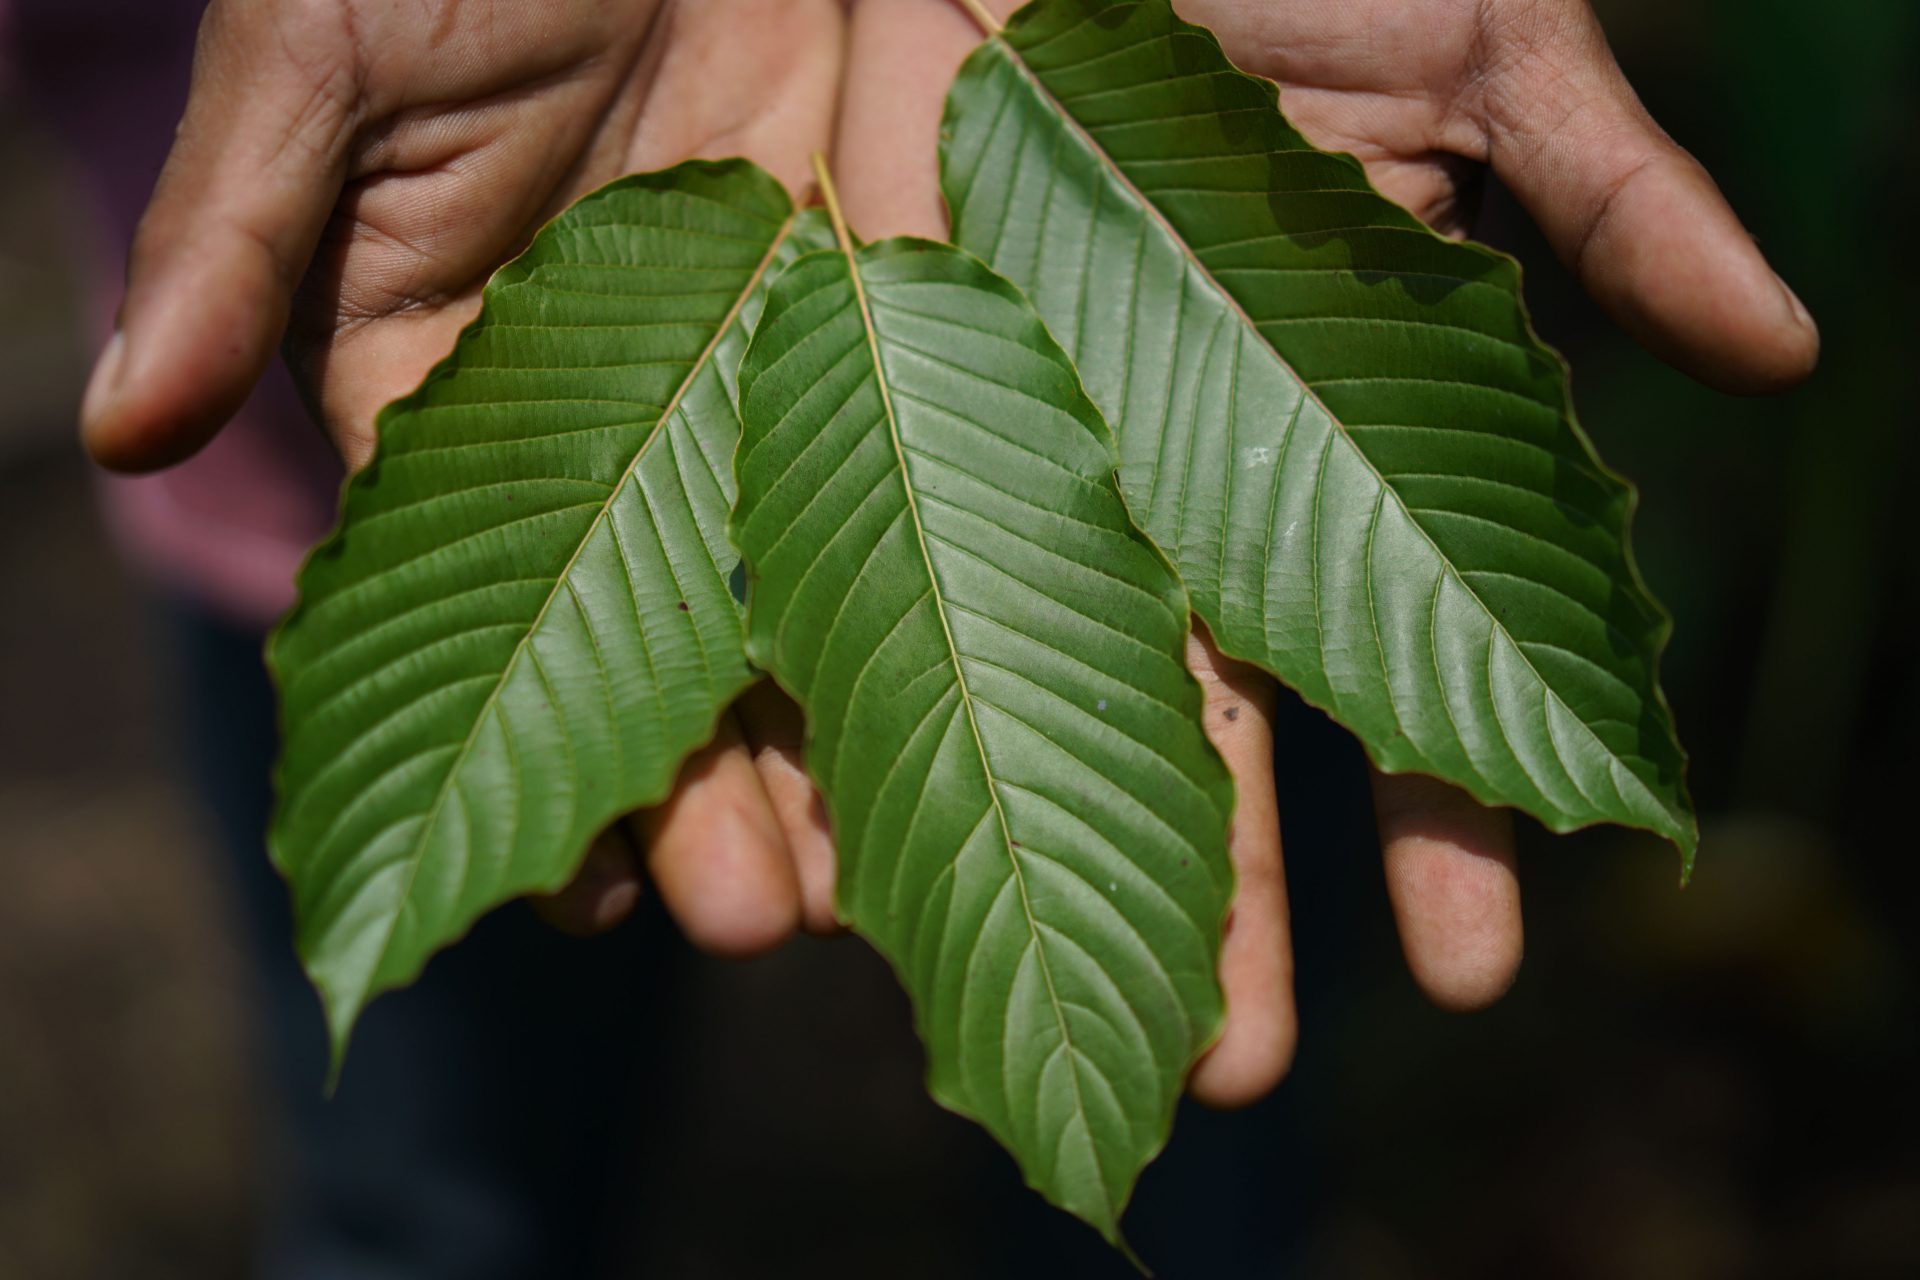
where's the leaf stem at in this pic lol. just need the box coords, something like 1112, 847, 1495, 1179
811, 152, 855, 259
951, 0, 1003, 35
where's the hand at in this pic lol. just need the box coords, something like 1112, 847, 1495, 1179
79, 0, 847, 472
77, 0, 859, 958
92, 0, 1819, 1110
807, 0, 1818, 1109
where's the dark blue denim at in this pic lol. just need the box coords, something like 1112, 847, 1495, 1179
164, 600, 1379, 1278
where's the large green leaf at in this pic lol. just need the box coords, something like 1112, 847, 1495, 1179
942, 0, 1697, 862
269, 161, 832, 1060
732, 223, 1235, 1244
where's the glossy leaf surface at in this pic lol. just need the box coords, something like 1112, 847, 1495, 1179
270, 161, 832, 1059
732, 231, 1235, 1243
943, 0, 1696, 861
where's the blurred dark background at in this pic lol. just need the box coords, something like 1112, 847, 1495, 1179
1, 0, 1914, 1276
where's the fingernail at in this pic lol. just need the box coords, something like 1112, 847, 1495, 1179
1775, 273, 1815, 334
79, 330, 126, 432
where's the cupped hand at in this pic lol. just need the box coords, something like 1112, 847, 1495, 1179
816, 0, 1817, 1110
80, 0, 854, 957
80, 0, 847, 472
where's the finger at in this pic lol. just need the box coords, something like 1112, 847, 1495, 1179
833, 0, 987, 239
836, 7, 1300, 1101
736, 682, 842, 935
1184, 628, 1296, 1110
1477, 0, 1817, 394
1371, 772, 1522, 1011
529, 825, 644, 937
623, 0, 847, 942
640, 713, 801, 957
626, 0, 849, 200
81, 0, 356, 471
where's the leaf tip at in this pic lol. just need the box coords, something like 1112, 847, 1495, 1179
1667, 802, 1701, 888
322, 1050, 346, 1100
315, 977, 367, 1098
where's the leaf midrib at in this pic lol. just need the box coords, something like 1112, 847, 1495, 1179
981, 26, 1684, 838
336, 206, 804, 1016
838, 238, 1110, 1217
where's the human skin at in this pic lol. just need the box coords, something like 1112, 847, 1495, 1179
826, 0, 1818, 1106
81, 0, 1815, 1110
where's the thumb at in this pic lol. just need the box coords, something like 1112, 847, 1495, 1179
81, 2, 356, 471
1480, 1, 1817, 395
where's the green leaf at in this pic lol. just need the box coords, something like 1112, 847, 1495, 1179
942, 0, 1697, 863
732, 226, 1235, 1245
269, 161, 833, 1062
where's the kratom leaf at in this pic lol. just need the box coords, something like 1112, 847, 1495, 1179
269, 161, 833, 1061
942, 0, 1697, 863
731, 205, 1235, 1244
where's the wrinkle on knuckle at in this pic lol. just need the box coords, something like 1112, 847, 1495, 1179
332, 418, 378, 471
1192, 666, 1241, 708
1464, 0, 1593, 142
1567, 147, 1663, 275
225, 215, 306, 302
1228, 841, 1283, 890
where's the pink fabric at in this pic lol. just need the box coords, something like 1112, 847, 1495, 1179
14, 0, 345, 627
97, 387, 341, 626
81, 269, 342, 626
